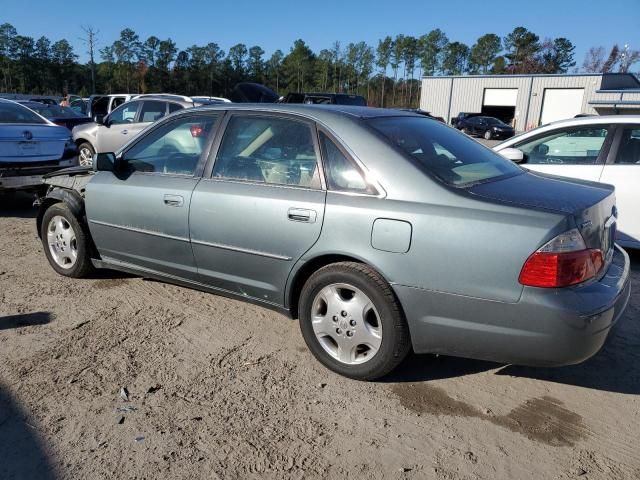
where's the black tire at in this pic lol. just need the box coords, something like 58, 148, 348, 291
298, 262, 411, 380
78, 142, 95, 167
40, 202, 94, 278
462, 127, 470, 135
483, 130, 492, 140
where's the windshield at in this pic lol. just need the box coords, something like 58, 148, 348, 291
485, 117, 506, 126
367, 116, 522, 186
0, 102, 48, 124
31, 105, 82, 119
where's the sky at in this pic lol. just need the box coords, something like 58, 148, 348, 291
2, 0, 639, 68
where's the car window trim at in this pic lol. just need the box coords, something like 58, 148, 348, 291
119, 111, 223, 178
203, 110, 326, 191
316, 126, 383, 197
513, 124, 615, 166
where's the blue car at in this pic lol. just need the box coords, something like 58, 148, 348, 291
0, 99, 78, 192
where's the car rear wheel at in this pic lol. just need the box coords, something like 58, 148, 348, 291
78, 142, 95, 167
41, 203, 94, 278
299, 262, 410, 380
484, 130, 493, 140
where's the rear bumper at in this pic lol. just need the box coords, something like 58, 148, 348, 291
394, 245, 631, 366
0, 159, 76, 191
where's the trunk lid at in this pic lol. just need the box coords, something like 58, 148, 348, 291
0, 124, 69, 163
468, 171, 617, 255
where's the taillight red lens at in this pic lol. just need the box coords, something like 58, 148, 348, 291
190, 125, 204, 137
519, 249, 604, 288
54, 120, 66, 127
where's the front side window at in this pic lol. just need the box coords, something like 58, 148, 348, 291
123, 114, 218, 175
213, 115, 321, 188
514, 126, 609, 165
319, 132, 375, 194
139, 101, 167, 123
615, 128, 640, 165
0, 102, 47, 124
368, 116, 522, 186
108, 101, 140, 125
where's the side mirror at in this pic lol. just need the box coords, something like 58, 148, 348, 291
499, 147, 525, 163
94, 152, 118, 172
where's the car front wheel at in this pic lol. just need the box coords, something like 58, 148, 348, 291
78, 142, 95, 167
41, 203, 94, 278
298, 262, 411, 380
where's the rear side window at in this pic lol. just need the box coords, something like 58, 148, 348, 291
0, 102, 47, 124
168, 103, 183, 114
614, 128, 640, 165
319, 132, 376, 194
213, 115, 321, 188
139, 101, 167, 123
368, 116, 522, 186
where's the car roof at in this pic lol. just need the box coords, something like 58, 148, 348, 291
186, 103, 418, 122
540, 114, 640, 128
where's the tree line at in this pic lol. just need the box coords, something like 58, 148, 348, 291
1, 22, 638, 108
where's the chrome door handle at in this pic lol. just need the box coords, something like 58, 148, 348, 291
288, 208, 316, 223
163, 194, 184, 207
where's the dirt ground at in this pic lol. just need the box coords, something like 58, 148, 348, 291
1, 192, 639, 480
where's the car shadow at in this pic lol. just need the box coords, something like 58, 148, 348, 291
0, 312, 53, 331
0, 385, 56, 479
0, 191, 39, 218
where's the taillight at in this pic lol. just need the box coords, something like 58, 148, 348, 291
190, 124, 204, 137
54, 120, 66, 127
519, 229, 604, 288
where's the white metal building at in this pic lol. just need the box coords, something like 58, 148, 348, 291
420, 73, 640, 131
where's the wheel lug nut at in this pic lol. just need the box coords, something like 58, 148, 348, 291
346, 331, 353, 337
336, 328, 342, 334
341, 311, 348, 317
349, 319, 356, 326
332, 315, 338, 322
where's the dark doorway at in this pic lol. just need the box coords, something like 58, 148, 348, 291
481, 105, 516, 126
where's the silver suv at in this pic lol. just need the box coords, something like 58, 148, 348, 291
73, 95, 208, 166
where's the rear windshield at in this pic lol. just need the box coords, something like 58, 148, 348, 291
367, 116, 522, 186
0, 102, 48, 124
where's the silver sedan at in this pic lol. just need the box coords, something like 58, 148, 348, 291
37, 104, 630, 380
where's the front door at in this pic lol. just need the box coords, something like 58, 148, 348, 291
511, 124, 613, 182
96, 101, 141, 153
599, 125, 640, 245
190, 113, 326, 304
86, 112, 221, 279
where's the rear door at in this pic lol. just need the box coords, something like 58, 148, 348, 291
189, 112, 326, 304
126, 100, 168, 138
86, 112, 221, 279
599, 125, 640, 245
510, 124, 614, 182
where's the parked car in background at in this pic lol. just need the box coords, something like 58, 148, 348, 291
70, 98, 89, 116
0, 99, 77, 192
451, 112, 481, 128
37, 105, 629, 380
279, 92, 367, 106
73, 95, 212, 166
494, 115, 640, 248
458, 115, 515, 140
86, 94, 135, 123
18, 101, 92, 131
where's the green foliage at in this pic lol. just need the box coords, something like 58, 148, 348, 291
0, 22, 591, 107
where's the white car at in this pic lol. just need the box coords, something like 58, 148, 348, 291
494, 116, 640, 249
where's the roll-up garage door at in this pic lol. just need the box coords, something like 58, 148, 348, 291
483, 88, 518, 106
540, 88, 584, 125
